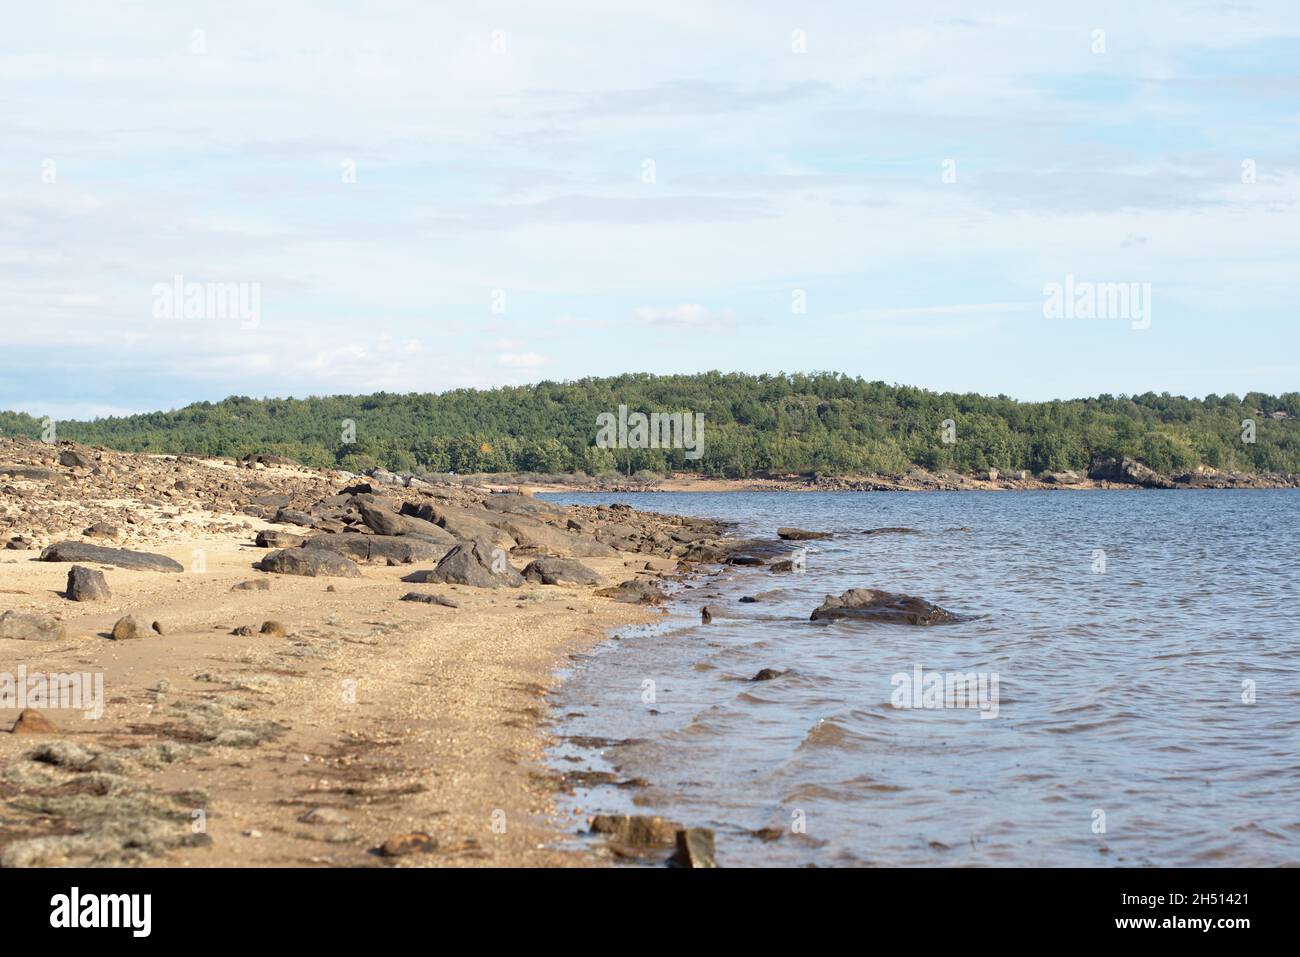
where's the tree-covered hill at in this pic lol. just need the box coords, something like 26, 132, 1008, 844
2, 373, 1297, 478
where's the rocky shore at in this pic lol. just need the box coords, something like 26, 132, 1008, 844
0, 437, 777, 868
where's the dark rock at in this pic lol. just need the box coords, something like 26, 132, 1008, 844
863, 527, 920, 536
260, 620, 288, 637
400, 592, 460, 608
66, 565, 110, 602
306, 534, 447, 566
414, 539, 522, 588
810, 588, 958, 625
769, 560, 796, 573
378, 832, 437, 856
728, 554, 767, 566
521, 557, 601, 586
0, 465, 55, 481
151, 621, 165, 635
751, 668, 784, 681
39, 541, 184, 573
0, 611, 67, 642
257, 547, 361, 578
669, 828, 717, 868
82, 522, 119, 538
777, 527, 832, 540
231, 625, 257, 636
700, 606, 714, 623
595, 579, 666, 604
589, 814, 680, 847
58, 448, 94, 468
256, 529, 306, 549
273, 508, 317, 527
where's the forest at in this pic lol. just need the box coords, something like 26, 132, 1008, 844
2, 373, 1297, 478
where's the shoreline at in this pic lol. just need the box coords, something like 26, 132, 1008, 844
0, 438, 730, 868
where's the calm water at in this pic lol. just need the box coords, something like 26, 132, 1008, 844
541, 490, 1300, 867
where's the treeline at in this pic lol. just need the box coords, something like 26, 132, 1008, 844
3, 373, 1298, 478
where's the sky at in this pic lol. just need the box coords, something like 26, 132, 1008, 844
2, 1, 1299, 420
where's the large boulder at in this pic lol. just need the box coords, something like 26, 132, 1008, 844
257, 547, 361, 578
521, 557, 601, 586
401, 502, 514, 549
493, 515, 617, 558
413, 539, 522, 588
256, 529, 306, 549
58, 447, 94, 468
66, 565, 111, 601
810, 588, 957, 625
1088, 456, 1177, 489
0, 611, 67, 642
362, 503, 458, 543
306, 534, 448, 566
39, 542, 184, 573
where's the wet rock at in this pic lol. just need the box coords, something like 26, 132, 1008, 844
769, 560, 797, 573
777, 527, 832, 540
700, 606, 714, 623
256, 528, 306, 548
589, 814, 680, 847
863, 527, 920, 536
595, 579, 666, 604
111, 615, 150, 640
400, 592, 460, 608
66, 565, 111, 602
39, 541, 184, 573
378, 832, 437, 856
9, 709, 57, 735
669, 828, 717, 868
416, 539, 522, 588
728, 554, 767, 566
750, 668, 783, 681
0, 611, 67, 642
521, 557, 600, 585
810, 588, 957, 625
257, 547, 361, 578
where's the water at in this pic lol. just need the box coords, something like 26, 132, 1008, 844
540, 490, 1300, 867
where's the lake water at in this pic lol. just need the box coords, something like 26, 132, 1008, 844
540, 490, 1300, 867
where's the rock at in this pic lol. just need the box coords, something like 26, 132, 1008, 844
272, 508, 316, 527
231, 625, 256, 636
810, 588, 958, 625
863, 527, 920, 536
66, 565, 110, 602
669, 828, 717, 868
751, 668, 783, 681
400, 593, 460, 608
777, 527, 832, 540
39, 541, 184, 573
0, 611, 67, 642
589, 814, 680, 847
521, 557, 601, 585
415, 539, 522, 588
110, 615, 150, 640
257, 547, 361, 578
82, 522, 119, 539
595, 579, 666, 604
58, 448, 94, 468
231, 579, 271, 592
256, 529, 306, 549
299, 807, 349, 825
9, 709, 57, 735
728, 554, 767, 566
769, 560, 796, 573
307, 534, 448, 566
378, 832, 437, 856
0, 465, 55, 481
1088, 456, 1177, 489
151, 621, 165, 635
700, 606, 714, 624
260, 620, 288, 637
358, 501, 404, 536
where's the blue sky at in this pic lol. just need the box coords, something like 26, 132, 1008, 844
2, 1, 1299, 419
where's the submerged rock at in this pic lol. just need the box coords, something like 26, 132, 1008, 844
669, 828, 718, 868
810, 588, 957, 626
589, 814, 680, 847
777, 527, 832, 540
750, 668, 783, 681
